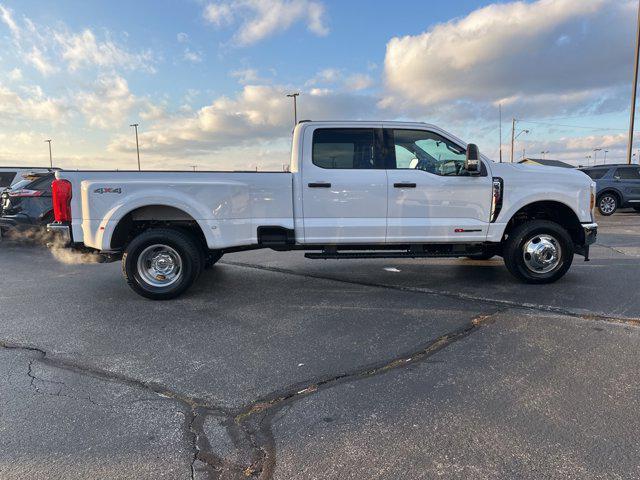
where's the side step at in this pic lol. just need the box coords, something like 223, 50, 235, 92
305, 245, 483, 260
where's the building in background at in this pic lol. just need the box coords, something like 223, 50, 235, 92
518, 158, 574, 168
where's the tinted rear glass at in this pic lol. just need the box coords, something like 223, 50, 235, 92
27, 174, 54, 192
312, 129, 377, 169
0, 172, 16, 187
583, 169, 607, 180
615, 167, 640, 180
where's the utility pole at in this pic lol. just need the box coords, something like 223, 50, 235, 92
130, 123, 141, 171
628, 0, 640, 165
191, 165, 197, 172
286, 92, 299, 125
604, 150, 609, 163
499, 103, 503, 163
44, 139, 52, 168
510, 118, 516, 163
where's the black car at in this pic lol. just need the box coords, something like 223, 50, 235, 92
580, 164, 640, 215
0, 172, 55, 235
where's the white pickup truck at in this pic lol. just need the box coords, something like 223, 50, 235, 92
48, 121, 597, 299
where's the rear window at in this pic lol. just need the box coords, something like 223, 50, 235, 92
583, 169, 607, 180
312, 128, 378, 169
615, 167, 640, 180
26, 174, 54, 192
0, 172, 16, 187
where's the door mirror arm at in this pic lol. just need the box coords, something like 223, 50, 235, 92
465, 144, 481, 176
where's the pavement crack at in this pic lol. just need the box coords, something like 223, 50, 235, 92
232, 311, 501, 479
221, 260, 640, 326
0, 340, 258, 480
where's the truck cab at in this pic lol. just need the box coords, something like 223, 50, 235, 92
48, 121, 597, 300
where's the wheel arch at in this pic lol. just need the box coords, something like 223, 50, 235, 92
503, 200, 584, 245
109, 204, 209, 251
597, 188, 622, 203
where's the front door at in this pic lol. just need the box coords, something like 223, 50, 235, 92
384, 128, 493, 243
301, 127, 387, 244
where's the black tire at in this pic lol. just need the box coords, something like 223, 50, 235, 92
503, 220, 573, 284
597, 193, 618, 216
633, 206, 640, 212
204, 250, 224, 269
122, 228, 202, 300
466, 252, 495, 260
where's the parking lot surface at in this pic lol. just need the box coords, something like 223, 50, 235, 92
1, 211, 639, 479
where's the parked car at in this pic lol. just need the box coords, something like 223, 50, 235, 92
0, 167, 56, 193
48, 121, 597, 299
0, 172, 55, 236
580, 164, 640, 215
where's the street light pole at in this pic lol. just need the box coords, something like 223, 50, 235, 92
44, 139, 52, 168
510, 118, 516, 163
130, 123, 140, 171
499, 103, 503, 163
627, 0, 640, 165
286, 93, 299, 126
604, 150, 609, 164
593, 148, 602, 165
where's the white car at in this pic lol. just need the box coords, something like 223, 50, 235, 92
48, 121, 597, 299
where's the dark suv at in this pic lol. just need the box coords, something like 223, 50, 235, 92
0, 172, 55, 235
580, 165, 640, 215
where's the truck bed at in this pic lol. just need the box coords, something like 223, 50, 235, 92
57, 170, 294, 251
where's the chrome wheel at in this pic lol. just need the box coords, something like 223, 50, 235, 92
136, 244, 182, 287
599, 196, 616, 215
522, 234, 561, 274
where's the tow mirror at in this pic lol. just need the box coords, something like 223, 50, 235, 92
465, 144, 481, 175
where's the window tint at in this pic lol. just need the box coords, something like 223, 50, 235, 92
389, 130, 468, 176
0, 172, 16, 187
615, 167, 640, 180
28, 175, 54, 192
312, 129, 377, 169
583, 169, 607, 180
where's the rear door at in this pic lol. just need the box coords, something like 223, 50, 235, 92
301, 126, 388, 243
614, 166, 640, 205
384, 128, 493, 243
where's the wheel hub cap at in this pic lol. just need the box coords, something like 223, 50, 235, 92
600, 196, 615, 214
522, 234, 561, 274
137, 244, 182, 287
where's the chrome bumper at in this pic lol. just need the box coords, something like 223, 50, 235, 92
46, 222, 72, 246
582, 222, 597, 246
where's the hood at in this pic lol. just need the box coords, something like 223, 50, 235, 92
490, 162, 590, 182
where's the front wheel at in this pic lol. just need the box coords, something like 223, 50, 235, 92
122, 228, 202, 300
597, 193, 618, 216
503, 220, 573, 284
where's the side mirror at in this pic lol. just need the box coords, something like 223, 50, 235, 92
465, 144, 481, 175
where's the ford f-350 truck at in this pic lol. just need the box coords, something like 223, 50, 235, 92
48, 121, 597, 299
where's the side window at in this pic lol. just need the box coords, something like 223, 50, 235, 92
615, 167, 640, 180
0, 172, 16, 187
584, 169, 607, 180
312, 129, 377, 169
389, 130, 468, 176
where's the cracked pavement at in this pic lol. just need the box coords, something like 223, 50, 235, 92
1, 211, 639, 479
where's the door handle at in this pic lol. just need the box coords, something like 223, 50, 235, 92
393, 182, 416, 188
308, 182, 331, 188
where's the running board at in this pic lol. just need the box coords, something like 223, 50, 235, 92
305, 245, 483, 260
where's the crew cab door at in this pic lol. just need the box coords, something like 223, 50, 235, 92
301, 126, 387, 243
384, 128, 493, 243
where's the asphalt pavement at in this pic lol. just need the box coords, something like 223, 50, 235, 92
0, 211, 639, 479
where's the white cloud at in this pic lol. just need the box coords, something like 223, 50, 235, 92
109, 84, 376, 159
203, 0, 329, 46
0, 4, 20, 39
8, 67, 22, 81
382, 0, 635, 117
344, 73, 373, 92
77, 75, 138, 128
183, 48, 203, 63
177, 32, 189, 43
0, 82, 69, 123
25, 46, 57, 75
230, 67, 261, 84
55, 28, 156, 72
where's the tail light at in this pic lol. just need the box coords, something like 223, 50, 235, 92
52, 179, 72, 222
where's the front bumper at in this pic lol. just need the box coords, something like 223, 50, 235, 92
46, 222, 72, 247
582, 222, 597, 246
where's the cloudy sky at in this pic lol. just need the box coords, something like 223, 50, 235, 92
0, 0, 637, 170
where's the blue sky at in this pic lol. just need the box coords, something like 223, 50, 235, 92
0, 0, 637, 170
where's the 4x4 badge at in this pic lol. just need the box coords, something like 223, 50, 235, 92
94, 187, 122, 194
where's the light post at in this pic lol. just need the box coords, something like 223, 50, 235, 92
286, 92, 300, 126
627, 0, 640, 165
540, 150, 550, 160
513, 129, 529, 162
44, 139, 52, 168
593, 148, 602, 164
130, 123, 140, 171
604, 150, 609, 164
585, 154, 592, 166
